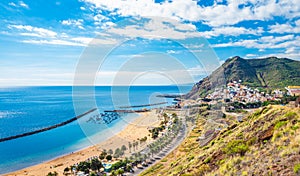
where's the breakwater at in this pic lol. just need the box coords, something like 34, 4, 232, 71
156, 94, 182, 98
0, 108, 97, 143
104, 109, 150, 113
118, 102, 167, 108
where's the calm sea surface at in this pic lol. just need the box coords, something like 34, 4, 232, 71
0, 86, 190, 174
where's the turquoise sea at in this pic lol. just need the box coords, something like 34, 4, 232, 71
0, 86, 191, 174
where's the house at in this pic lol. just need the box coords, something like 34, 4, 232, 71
286, 86, 300, 96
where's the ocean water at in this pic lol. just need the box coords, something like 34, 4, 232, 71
0, 86, 191, 174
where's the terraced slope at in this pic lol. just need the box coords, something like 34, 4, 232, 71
141, 105, 300, 176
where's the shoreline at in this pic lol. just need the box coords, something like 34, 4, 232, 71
5, 109, 161, 176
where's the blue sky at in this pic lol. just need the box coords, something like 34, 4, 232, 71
0, 0, 299, 86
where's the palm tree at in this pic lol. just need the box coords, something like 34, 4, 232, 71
132, 140, 136, 151
142, 154, 147, 162
128, 142, 132, 153
163, 113, 169, 123
121, 145, 127, 152
103, 149, 107, 154
108, 149, 113, 155
135, 140, 139, 150
114, 148, 121, 158
63, 167, 70, 175
90, 158, 102, 172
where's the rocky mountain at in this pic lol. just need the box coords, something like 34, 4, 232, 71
185, 56, 300, 99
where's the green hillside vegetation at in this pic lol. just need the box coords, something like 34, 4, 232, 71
185, 56, 300, 99
140, 105, 300, 175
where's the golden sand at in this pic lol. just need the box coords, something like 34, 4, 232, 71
6, 110, 160, 176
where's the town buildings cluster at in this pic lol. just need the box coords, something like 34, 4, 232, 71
205, 80, 283, 103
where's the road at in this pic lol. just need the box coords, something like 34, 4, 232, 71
132, 113, 188, 175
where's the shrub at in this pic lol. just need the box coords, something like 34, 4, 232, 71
246, 137, 257, 146
161, 158, 168, 162
106, 155, 112, 161
274, 121, 288, 130
203, 157, 211, 164
99, 155, 105, 160
285, 112, 297, 119
291, 125, 299, 131
294, 163, 300, 173
111, 160, 126, 171
224, 140, 249, 156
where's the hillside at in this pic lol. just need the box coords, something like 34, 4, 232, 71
140, 105, 300, 175
185, 56, 300, 99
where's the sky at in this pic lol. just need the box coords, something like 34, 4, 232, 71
0, 0, 299, 86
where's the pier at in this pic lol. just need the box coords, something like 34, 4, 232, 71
0, 108, 97, 143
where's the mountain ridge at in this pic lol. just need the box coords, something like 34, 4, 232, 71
185, 56, 300, 99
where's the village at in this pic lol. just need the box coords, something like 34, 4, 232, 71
182, 80, 300, 110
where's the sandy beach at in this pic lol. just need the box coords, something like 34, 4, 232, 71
5, 110, 160, 176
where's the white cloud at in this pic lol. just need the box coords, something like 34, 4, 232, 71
83, 0, 300, 27
22, 39, 85, 46
212, 39, 258, 48
9, 25, 57, 38
269, 22, 300, 34
166, 50, 182, 54
20, 35, 117, 46
61, 19, 84, 29
19, 1, 29, 9
245, 54, 258, 58
8, 24, 106, 46
202, 26, 263, 37
8, 1, 29, 9
8, 2, 17, 7
260, 35, 294, 44
213, 34, 299, 50
106, 17, 202, 40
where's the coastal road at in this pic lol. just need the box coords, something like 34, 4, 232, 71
132, 112, 188, 175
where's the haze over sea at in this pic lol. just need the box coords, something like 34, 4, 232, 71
0, 86, 190, 174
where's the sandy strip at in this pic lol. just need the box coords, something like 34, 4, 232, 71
5, 110, 161, 176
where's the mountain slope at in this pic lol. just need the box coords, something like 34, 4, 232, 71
185, 56, 300, 99
141, 105, 300, 176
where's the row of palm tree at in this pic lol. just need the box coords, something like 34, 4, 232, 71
147, 118, 183, 158
128, 140, 139, 153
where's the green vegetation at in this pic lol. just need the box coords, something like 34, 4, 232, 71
111, 160, 128, 171
224, 140, 249, 156
294, 163, 300, 174
274, 121, 288, 130
105, 155, 112, 161
203, 156, 211, 164
149, 125, 165, 139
